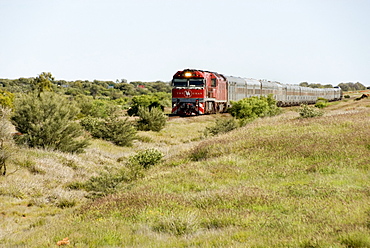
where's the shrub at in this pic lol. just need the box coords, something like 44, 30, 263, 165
298, 104, 324, 118
75, 96, 119, 118
127, 94, 163, 116
344, 95, 350, 98
82, 149, 163, 197
204, 117, 238, 136
228, 94, 281, 121
0, 89, 15, 108
80, 116, 107, 139
128, 148, 164, 169
137, 106, 167, 132
314, 100, 328, 108
105, 116, 137, 146
80, 115, 137, 147
11, 92, 89, 153
83, 169, 129, 197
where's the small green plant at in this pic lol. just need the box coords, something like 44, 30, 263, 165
344, 95, 350, 98
189, 146, 211, 161
204, 117, 239, 136
136, 106, 167, 132
315, 100, 328, 108
128, 148, 164, 169
56, 198, 76, 209
298, 104, 324, 118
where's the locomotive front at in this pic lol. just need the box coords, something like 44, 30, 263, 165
171, 69, 206, 115
171, 69, 228, 116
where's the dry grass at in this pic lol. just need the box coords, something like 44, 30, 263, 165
1, 95, 370, 247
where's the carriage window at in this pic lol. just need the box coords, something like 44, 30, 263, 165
211, 79, 217, 87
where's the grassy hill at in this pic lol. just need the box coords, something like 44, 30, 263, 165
1, 91, 370, 247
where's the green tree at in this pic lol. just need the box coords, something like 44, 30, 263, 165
0, 89, 15, 108
338, 82, 366, 91
11, 92, 89, 153
32, 72, 54, 97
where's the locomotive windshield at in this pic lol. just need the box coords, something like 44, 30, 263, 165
173, 78, 204, 87
173, 79, 187, 87
189, 79, 204, 87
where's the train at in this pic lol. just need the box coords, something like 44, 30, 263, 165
171, 69, 342, 116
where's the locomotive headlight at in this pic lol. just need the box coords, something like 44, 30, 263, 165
184, 72, 192, 77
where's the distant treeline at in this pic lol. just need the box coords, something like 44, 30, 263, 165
299, 82, 368, 91
0, 77, 171, 99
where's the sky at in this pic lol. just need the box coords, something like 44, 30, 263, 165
1, 0, 369, 86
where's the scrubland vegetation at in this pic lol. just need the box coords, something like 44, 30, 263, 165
1, 77, 370, 247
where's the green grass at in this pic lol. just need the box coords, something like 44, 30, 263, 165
1, 99, 370, 247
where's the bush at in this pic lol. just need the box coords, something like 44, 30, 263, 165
80, 115, 137, 147
204, 117, 238, 136
75, 96, 119, 119
83, 169, 129, 197
105, 116, 137, 146
137, 106, 167, 132
298, 104, 324, 118
314, 100, 328, 108
82, 149, 163, 197
228, 94, 281, 121
11, 92, 89, 153
127, 94, 164, 116
0, 89, 15, 108
80, 116, 107, 139
128, 148, 163, 169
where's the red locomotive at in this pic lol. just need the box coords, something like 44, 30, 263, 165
171, 69, 342, 116
171, 69, 228, 115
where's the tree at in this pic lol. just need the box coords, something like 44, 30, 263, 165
32, 72, 54, 97
0, 89, 15, 108
338, 82, 366, 91
11, 92, 89, 153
